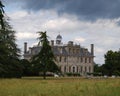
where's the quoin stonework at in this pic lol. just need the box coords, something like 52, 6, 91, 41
24, 34, 94, 76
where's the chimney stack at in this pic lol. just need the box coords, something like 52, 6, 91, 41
24, 42, 27, 53
91, 44, 94, 56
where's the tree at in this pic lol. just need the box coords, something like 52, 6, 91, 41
93, 64, 102, 76
0, 1, 22, 78
32, 31, 60, 79
20, 59, 34, 76
102, 50, 120, 76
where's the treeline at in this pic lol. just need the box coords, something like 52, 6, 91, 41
94, 50, 120, 76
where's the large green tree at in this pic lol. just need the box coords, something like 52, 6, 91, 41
0, 1, 22, 78
32, 31, 60, 79
102, 50, 120, 76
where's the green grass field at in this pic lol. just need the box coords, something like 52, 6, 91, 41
0, 77, 120, 96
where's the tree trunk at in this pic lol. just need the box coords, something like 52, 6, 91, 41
43, 62, 46, 79
43, 70, 46, 79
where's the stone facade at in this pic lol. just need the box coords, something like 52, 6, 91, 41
24, 34, 94, 76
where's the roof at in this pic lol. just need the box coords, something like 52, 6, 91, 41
25, 44, 94, 57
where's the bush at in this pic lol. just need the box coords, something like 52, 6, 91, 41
66, 72, 81, 76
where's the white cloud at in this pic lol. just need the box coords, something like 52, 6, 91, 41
9, 11, 28, 19
95, 47, 104, 53
16, 32, 37, 40
6, 9, 120, 64
74, 37, 86, 43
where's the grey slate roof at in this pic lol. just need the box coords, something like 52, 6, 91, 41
25, 44, 93, 57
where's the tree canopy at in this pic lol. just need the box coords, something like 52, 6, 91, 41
101, 50, 120, 76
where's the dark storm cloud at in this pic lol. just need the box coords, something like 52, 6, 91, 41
4, 0, 120, 20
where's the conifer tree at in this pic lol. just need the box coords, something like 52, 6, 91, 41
32, 31, 60, 79
0, 1, 22, 78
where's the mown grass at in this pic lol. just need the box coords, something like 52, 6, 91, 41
0, 77, 120, 96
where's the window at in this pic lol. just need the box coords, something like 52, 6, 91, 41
64, 57, 67, 62
69, 66, 71, 72
73, 49, 75, 54
77, 57, 79, 63
59, 56, 62, 62
77, 66, 79, 72
89, 58, 91, 63
73, 66, 75, 73
64, 66, 66, 72
81, 57, 83, 63
89, 66, 91, 72
85, 58, 87, 63
81, 66, 83, 72
85, 66, 87, 72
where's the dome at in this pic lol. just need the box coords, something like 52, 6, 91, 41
56, 34, 62, 45
56, 34, 62, 40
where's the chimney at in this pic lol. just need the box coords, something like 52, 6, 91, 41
51, 40, 54, 46
24, 42, 27, 53
91, 44, 94, 56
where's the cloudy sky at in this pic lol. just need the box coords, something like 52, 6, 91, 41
2, 0, 120, 64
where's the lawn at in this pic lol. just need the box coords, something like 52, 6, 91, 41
0, 77, 120, 96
